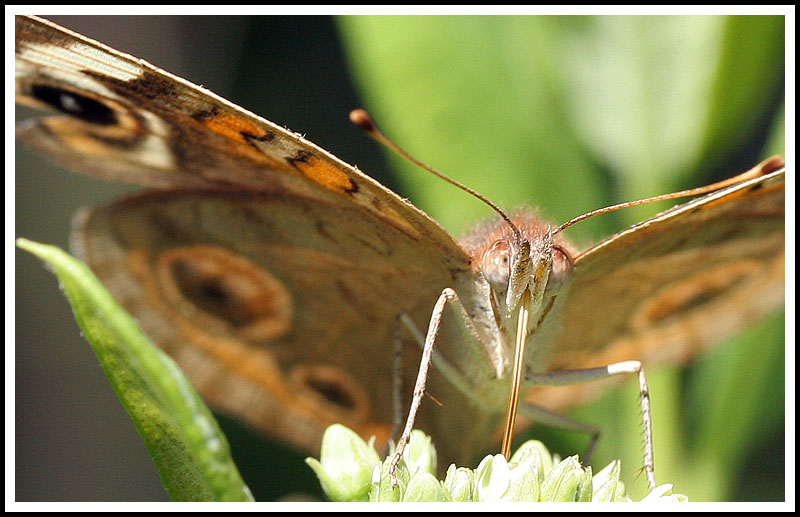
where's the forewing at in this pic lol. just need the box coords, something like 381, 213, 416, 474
15, 15, 469, 268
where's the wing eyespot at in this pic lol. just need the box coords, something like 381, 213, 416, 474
156, 245, 293, 341
29, 84, 117, 125
290, 364, 370, 421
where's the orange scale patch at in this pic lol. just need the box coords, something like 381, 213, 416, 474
291, 152, 357, 194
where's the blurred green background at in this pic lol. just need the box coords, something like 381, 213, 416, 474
15, 15, 785, 502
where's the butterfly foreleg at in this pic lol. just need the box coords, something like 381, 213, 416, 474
525, 361, 656, 490
389, 287, 498, 486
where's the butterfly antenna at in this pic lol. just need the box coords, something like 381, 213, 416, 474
352, 109, 534, 462
350, 109, 523, 244
554, 156, 786, 235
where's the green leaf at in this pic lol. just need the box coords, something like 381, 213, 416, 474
339, 16, 610, 240
16, 239, 253, 502
686, 311, 785, 501
699, 16, 785, 165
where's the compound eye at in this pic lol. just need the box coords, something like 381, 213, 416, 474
481, 239, 512, 292
546, 244, 575, 292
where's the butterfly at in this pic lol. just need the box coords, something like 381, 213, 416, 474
16, 15, 785, 500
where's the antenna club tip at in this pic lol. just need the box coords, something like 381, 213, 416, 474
349, 108, 376, 132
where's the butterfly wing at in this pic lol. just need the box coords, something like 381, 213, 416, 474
530, 158, 785, 410
72, 188, 485, 459
15, 15, 468, 268
16, 15, 495, 464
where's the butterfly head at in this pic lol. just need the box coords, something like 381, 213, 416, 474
463, 211, 575, 321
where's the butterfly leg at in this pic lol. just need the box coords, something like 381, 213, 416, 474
398, 313, 494, 400
389, 312, 474, 452
525, 361, 656, 490
389, 318, 407, 454
389, 287, 497, 486
517, 402, 601, 464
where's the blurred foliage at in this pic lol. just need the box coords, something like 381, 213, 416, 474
337, 15, 785, 502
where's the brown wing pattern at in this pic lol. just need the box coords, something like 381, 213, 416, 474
72, 187, 491, 461
16, 14, 490, 465
15, 15, 469, 268
530, 162, 785, 410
